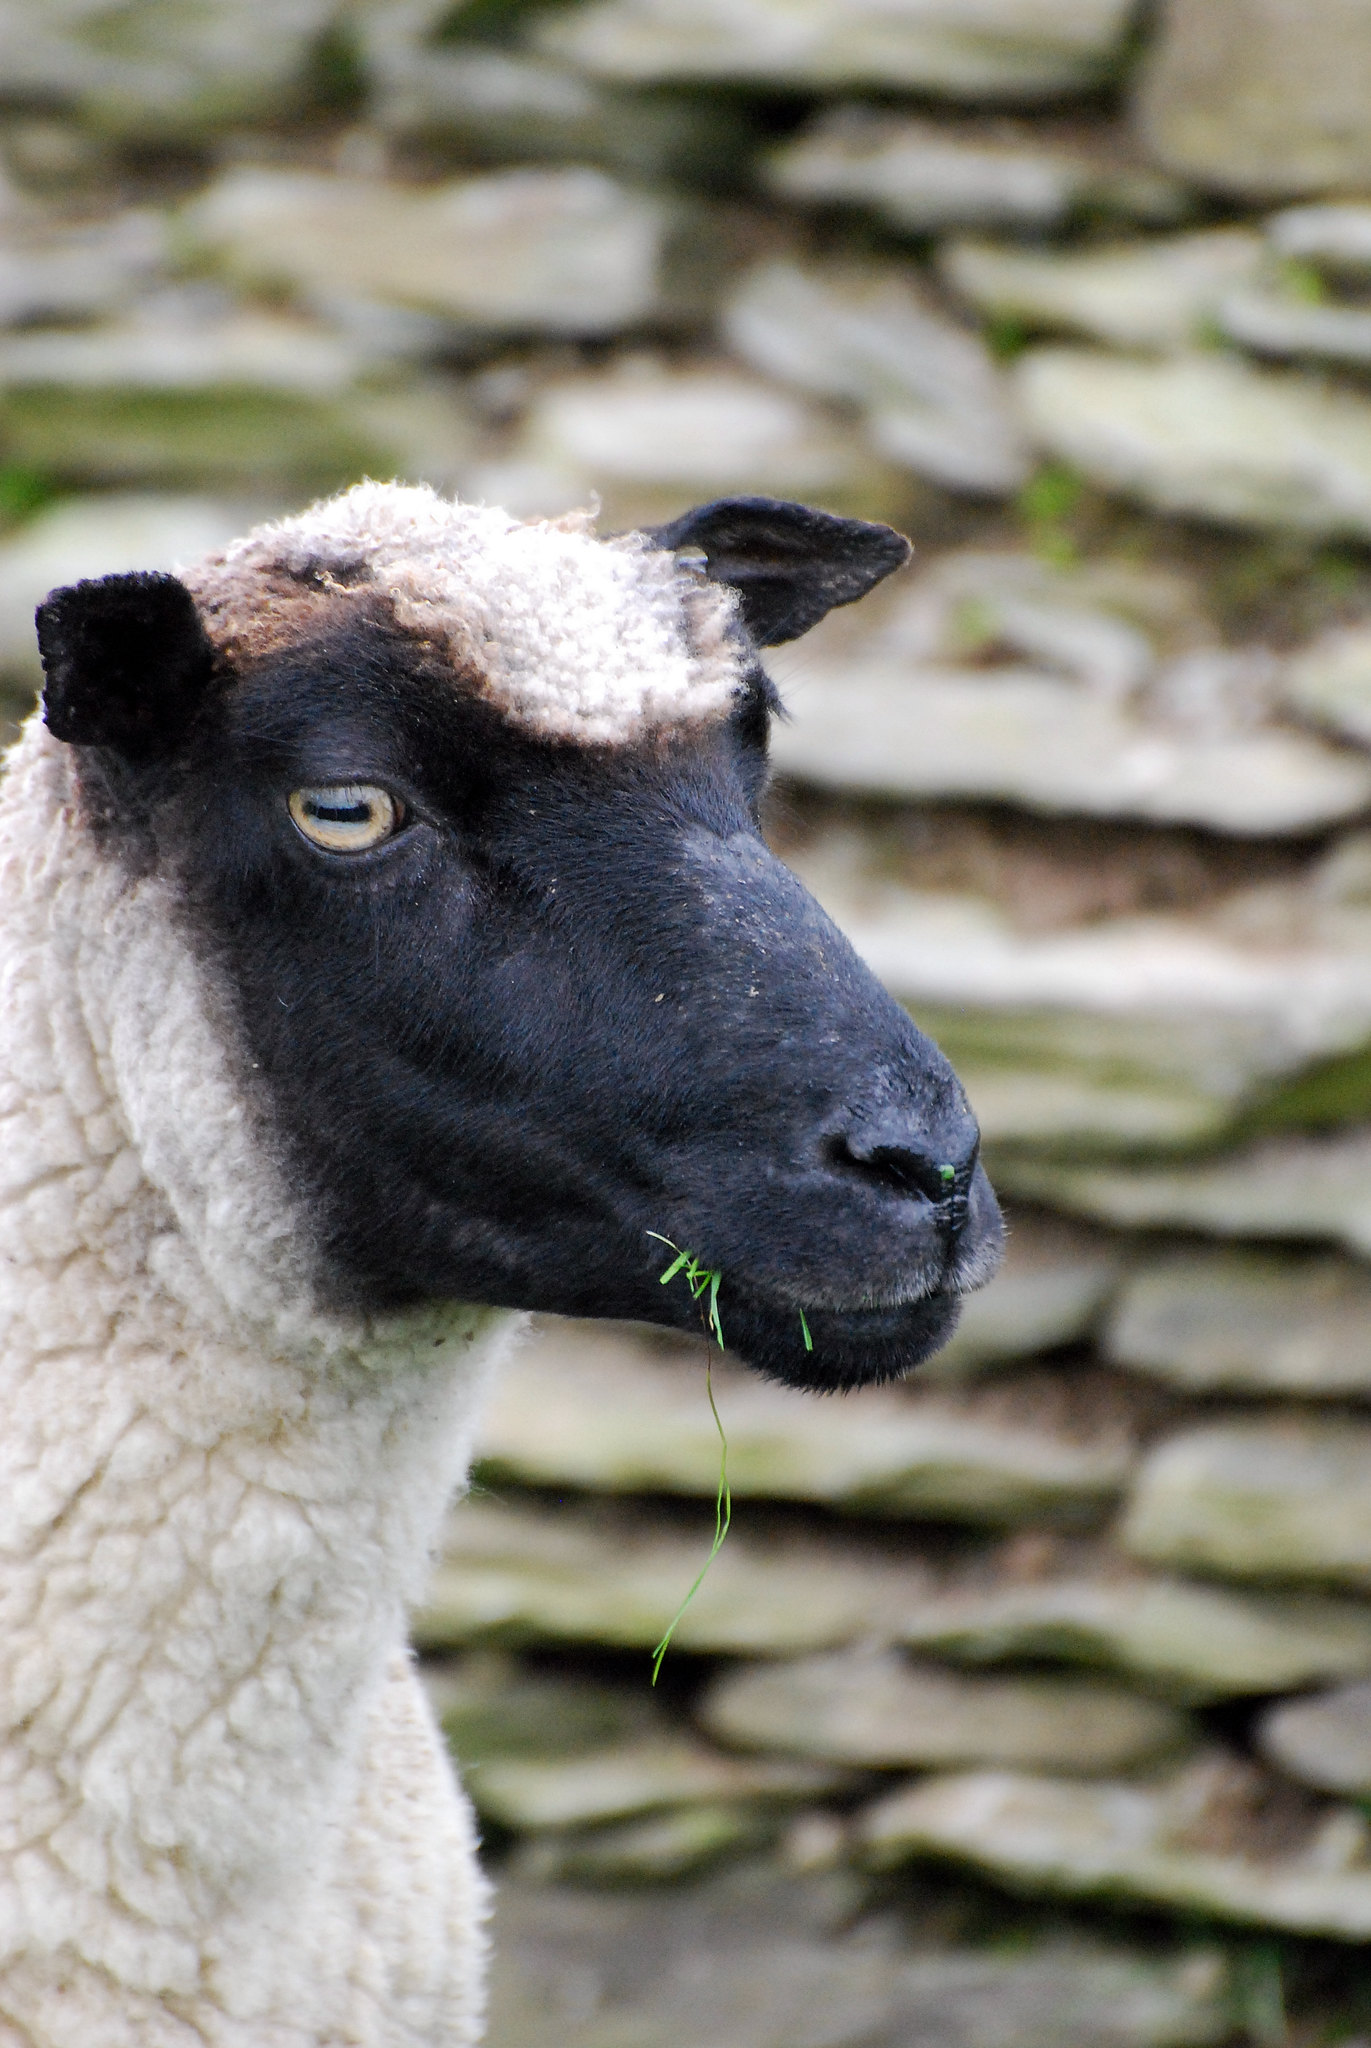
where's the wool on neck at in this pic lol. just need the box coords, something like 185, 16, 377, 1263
0, 718, 518, 2035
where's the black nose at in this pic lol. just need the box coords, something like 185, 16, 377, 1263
828, 1111, 980, 1227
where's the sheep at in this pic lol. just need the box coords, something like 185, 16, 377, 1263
0, 480, 1001, 2046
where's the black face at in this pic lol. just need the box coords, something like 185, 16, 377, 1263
36, 498, 1002, 1390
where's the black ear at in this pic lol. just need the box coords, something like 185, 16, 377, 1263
37, 571, 216, 762
648, 496, 911, 647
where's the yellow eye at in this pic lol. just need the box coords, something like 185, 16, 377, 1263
288, 784, 401, 853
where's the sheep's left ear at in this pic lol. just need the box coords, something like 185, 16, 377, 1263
648, 496, 911, 647
37, 571, 216, 763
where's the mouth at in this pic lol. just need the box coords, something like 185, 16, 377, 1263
628, 1151, 1002, 1389
654, 1274, 965, 1391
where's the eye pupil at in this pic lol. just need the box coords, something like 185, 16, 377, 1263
289, 784, 400, 852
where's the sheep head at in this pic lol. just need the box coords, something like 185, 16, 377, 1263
34, 483, 1001, 1390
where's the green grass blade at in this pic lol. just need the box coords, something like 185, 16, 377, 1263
651, 1361, 731, 1683
708, 1269, 723, 1348
799, 1307, 812, 1352
646, 1231, 692, 1285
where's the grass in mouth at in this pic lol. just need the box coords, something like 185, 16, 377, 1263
644, 1235, 816, 1679
646, 1233, 731, 1682
648, 1233, 725, 1349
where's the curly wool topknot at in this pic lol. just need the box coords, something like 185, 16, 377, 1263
179, 480, 746, 746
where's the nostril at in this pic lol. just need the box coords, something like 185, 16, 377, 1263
826, 1131, 975, 1211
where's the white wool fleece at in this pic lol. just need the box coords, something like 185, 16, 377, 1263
183, 480, 743, 746
0, 718, 524, 2046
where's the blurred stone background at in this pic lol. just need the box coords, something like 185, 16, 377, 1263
12, 1, 1371, 2040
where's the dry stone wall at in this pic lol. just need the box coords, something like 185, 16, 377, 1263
8, 2, 1371, 2040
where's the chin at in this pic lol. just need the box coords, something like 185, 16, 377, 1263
697, 1284, 964, 1392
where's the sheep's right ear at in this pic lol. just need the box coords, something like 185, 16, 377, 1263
37, 571, 215, 763
647, 497, 911, 647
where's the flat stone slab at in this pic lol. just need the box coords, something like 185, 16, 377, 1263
474, 1320, 1134, 1523
723, 257, 1030, 496
424, 1657, 826, 1859
471, 1740, 843, 1833
1217, 284, 1371, 371
491, 358, 899, 528
942, 1065, 1225, 1154
943, 230, 1262, 352
0, 305, 391, 395
1133, 0, 1371, 200
1281, 626, 1371, 747
0, 373, 475, 495
487, 1868, 1234, 2048
699, 1647, 1192, 1772
0, 493, 253, 685
1, 0, 337, 137
414, 1496, 924, 1656
994, 1130, 1371, 1261
421, 1653, 661, 1764
1121, 1420, 1371, 1590
899, 1568, 1371, 1703
843, 544, 1204, 683
860, 1758, 1371, 1938
1269, 203, 1371, 279
1259, 1680, 1371, 1798
359, 18, 749, 186
0, 208, 166, 328
1105, 1247, 1371, 1396
764, 107, 1188, 235
1017, 347, 1371, 539
519, 1803, 770, 1884
770, 660, 1371, 833
535, 0, 1136, 100
184, 165, 669, 336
